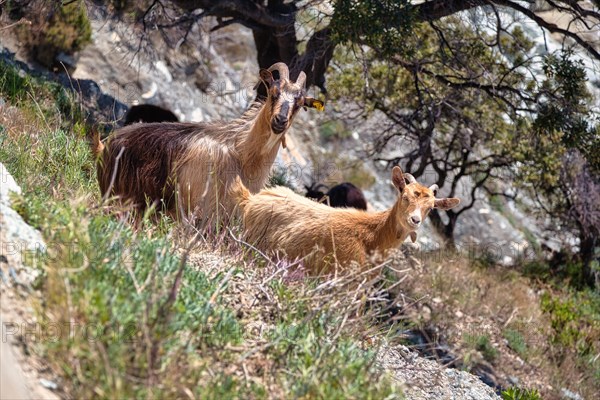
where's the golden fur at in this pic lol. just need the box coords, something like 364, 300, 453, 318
232, 166, 460, 275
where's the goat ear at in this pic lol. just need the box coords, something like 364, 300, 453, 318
304, 98, 325, 111
434, 198, 460, 210
410, 232, 417, 243
392, 166, 405, 191
254, 69, 274, 90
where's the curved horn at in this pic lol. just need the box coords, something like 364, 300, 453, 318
429, 184, 439, 194
268, 62, 289, 81
296, 71, 307, 88
404, 173, 417, 184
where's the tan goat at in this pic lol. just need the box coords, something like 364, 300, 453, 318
93, 63, 323, 224
232, 166, 460, 275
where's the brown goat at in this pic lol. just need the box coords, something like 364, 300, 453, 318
232, 166, 460, 275
93, 63, 323, 223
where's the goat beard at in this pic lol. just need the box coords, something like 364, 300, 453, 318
262, 132, 287, 155
396, 230, 418, 243
410, 232, 417, 243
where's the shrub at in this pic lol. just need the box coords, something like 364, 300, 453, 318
503, 329, 528, 359
16, 0, 92, 68
319, 120, 352, 142
464, 334, 498, 363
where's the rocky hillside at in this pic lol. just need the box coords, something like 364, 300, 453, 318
1, 1, 598, 399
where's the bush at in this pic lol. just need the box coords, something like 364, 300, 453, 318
503, 329, 528, 359
16, 0, 92, 68
464, 334, 498, 363
0, 59, 83, 132
319, 120, 352, 142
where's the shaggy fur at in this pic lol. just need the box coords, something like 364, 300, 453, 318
93, 63, 323, 224
233, 166, 460, 275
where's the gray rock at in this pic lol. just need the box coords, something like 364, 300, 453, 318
39, 379, 59, 391
0, 162, 22, 207
560, 388, 583, 400
377, 343, 500, 400
0, 163, 46, 276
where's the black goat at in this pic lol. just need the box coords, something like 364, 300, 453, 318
305, 182, 367, 210
124, 104, 179, 125
305, 183, 328, 201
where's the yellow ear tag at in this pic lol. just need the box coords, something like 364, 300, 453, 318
314, 101, 325, 112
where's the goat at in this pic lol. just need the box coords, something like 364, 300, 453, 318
306, 182, 367, 210
93, 63, 324, 223
232, 166, 460, 275
305, 183, 327, 201
123, 104, 179, 125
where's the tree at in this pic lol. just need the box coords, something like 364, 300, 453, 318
116, 1, 600, 269
127, 1, 600, 93
521, 52, 600, 286
327, 19, 530, 246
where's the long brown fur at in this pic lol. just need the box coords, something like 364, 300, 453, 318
95, 63, 323, 224
232, 167, 460, 275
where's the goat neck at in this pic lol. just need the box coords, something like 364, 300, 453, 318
366, 199, 409, 253
234, 102, 281, 191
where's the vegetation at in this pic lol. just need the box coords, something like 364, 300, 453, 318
403, 252, 599, 398
1, 2, 599, 398
463, 334, 498, 364
9, 0, 92, 68
501, 387, 542, 400
3, 0, 597, 283
319, 119, 352, 142
503, 329, 528, 360
0, 61, 401, 399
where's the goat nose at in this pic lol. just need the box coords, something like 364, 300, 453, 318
274, 115, 288, 125
411, 216, 421, 225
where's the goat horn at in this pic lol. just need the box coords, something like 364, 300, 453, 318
268, 62, 289, 81
429, 184, 439, 194
404, 173, 417, 184
296, 71, 307, 88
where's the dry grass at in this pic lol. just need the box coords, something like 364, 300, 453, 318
0, 58, 406, 398
395, 252, 599, 399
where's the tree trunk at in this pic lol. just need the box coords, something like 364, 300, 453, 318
579, 233, 599, 288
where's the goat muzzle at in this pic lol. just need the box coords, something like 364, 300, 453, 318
272, 115, 288, 134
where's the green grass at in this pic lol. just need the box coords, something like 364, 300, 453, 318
0, 59, 82, 127
539, 289, 600, 389
503, 329, 528, 360
463, 334, 498, 363
501, 386, 542, 400
1, 63, 402, 399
